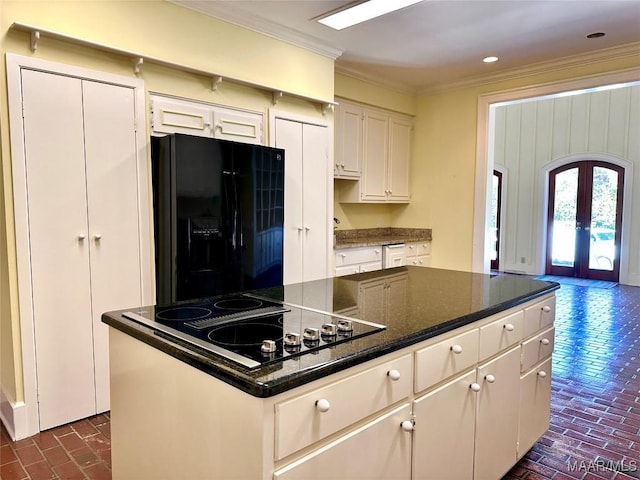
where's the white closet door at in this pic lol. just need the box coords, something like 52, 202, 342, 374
301, 124, 329, 281
275, 118, 304, 285
82, 80, 142, 413
21, 69, 96, 430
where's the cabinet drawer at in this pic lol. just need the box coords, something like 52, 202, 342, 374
407, 254, 430, 267
335, 247, 382, 267
521, 327, 555, 372
335, 265, 360, 277
275, 353, 412, 460
274, 403, 412, 480
523, 296, 555, 337
415, 328, 479, 392
479, 310, 524, 361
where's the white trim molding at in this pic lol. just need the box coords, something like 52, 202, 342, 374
0, 387, 28, 441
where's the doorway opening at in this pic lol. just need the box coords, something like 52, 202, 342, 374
546, 161, 624, 282
490, 170, 502, 271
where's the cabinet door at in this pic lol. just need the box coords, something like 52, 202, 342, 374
301, 123, 330, 282
21, 70, 96, 430
275, 118, 329, 284
518, 358, 552, 457
82, 80, 143, 413
334, 101, 362, 178
361, 111, 389, 201
387, 117, 411, 202
212, 107, 262, 145
274, 403, 412, 480
475, 346, 521, 480
150, 95, 212, 137
413, 370, 477, 480
276, 118, 304, 285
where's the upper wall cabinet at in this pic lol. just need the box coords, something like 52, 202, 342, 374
336, 98, 412, 203
334, 100, 364, 179
150, 94, 263, 145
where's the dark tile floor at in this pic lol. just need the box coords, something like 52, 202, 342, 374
1, 282, 638, 480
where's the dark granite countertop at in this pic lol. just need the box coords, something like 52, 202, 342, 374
102, 267, 558, 398
334, 227, 432, 249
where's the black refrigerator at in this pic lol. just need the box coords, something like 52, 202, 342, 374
151, 133, 285, 305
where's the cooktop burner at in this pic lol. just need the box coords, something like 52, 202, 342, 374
121, 294, 385, 369
156, 307, 213, 322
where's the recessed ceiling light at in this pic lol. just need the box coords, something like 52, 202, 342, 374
317, 0, 423, 31
483, 56, 499, 63
587, 32, 606, 38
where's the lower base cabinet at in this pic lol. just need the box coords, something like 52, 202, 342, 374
274, 403, 412, 480
474, 347, 521, 480
110, 294, 555, 480
518, 357, 552, 456
413, 371, 477, 480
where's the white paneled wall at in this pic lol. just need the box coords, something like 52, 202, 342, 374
493, 84, 640, 285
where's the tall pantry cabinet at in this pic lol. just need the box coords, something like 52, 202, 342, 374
8, 56, 151, 432
272, 114, 331, 286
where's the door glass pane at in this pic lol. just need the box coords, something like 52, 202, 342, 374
551, 168, 578, 267
589, 167, 618, 271
490, 173, 499, 262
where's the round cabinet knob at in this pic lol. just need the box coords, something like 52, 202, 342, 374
470, 383, 481, 392
537, 371, 547, 378
451, 344, 463, 354
401, 420, 414, 432
341, 253, 346, 258
485, 374, 496, 383
540, 338, 550, 346
78, 234, 86, 240
504, 323, 515, 332
387, 369, 401, 381
94, 234, 102, 241
542, 305, 552, 313
315, 399, 330, 413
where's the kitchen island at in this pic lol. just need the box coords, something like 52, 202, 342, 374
103, 266, 559, 480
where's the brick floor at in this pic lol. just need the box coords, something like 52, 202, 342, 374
1, 282, 638, 479
0, 414, 110, 480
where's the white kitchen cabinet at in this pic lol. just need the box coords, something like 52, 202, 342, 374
337, 99, 412, 203
274, 403, 412, 480
15, 68, 149, 430
405, 241, 431, 267
412, 370, 477, 480
384, 243, 407, 268
150, 94, 263, 144
518, 358, 552, 457
108, 293, 556, 480
273, 116, 330, 285
334, 246, 383, 276
333, 99, 363, 179
474, 346, 522, 480
275, 354, 412, 459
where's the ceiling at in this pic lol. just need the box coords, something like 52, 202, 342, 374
171, 0, 640, 93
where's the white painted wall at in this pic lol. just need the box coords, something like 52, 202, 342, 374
493, 84, 640, 285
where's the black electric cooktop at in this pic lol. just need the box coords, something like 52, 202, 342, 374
121, 294, 385, 369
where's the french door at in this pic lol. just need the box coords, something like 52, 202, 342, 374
546, 161, 624, 281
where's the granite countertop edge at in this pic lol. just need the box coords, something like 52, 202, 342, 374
334, 227, 432, 249
103, 282, 558, 399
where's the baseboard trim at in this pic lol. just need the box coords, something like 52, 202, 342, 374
0, 387, 30, 441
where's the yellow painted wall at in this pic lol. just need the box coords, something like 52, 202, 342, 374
0, 1, 332, 408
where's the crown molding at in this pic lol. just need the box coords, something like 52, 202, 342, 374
335, 64, 420, 96
169, 1, 344, 60
418, 42, 640, 95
